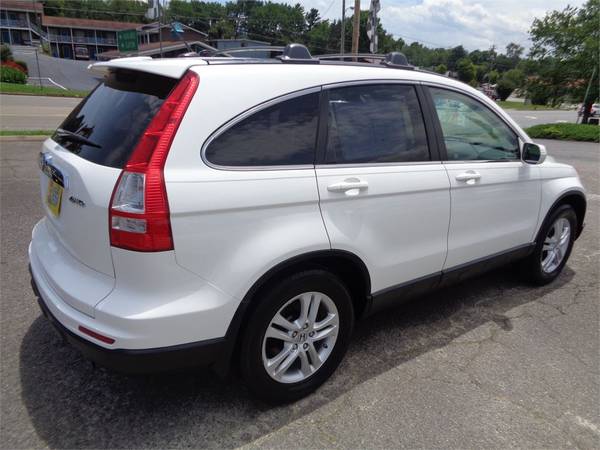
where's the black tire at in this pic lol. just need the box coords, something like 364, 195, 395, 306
240, 269, 354, 403
521, 204, 577, 285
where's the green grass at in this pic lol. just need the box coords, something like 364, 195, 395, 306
525, 123, 599, 142
0, 82, 88, 98
498, 101, 557, 111
0, 129, 53, 136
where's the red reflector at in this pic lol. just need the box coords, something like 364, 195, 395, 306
78, 326, 115, 344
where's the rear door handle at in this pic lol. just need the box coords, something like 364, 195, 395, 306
327, 178, 369, 196
455, 171, 481, 184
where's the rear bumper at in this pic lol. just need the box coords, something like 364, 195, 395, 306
31, 270, 228, 373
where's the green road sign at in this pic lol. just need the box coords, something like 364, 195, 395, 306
117, 29, 138, 53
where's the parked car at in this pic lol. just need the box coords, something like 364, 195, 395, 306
30, 45, 586, 402
577, 103, 599, 116
74, 46, 90, 60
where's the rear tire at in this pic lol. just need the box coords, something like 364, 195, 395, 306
240, 270, 354, 403
521, 204, 577, 285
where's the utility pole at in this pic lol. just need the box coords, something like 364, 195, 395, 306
341, 0, 345, 55
351, 0, 360, 56
31, 0, 42, 90
158, 0, 163, 58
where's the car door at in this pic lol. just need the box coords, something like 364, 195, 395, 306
315, 83, 451, 302
425, 86, 541, 270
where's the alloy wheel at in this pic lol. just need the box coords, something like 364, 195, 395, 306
541, 217, 571, 273
262, 291, 339, 384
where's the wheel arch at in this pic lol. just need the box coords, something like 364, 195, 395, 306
212, 250, 372, 376
540, 190, 587, 241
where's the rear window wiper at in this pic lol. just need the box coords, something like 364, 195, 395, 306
55, 128, 102, 149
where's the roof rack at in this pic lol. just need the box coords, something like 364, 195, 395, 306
201, 43, 417, 71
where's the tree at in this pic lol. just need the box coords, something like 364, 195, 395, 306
485, 70, 500, 84
503, 69, 525, 88
305, 8, 320, 31
529, 0, 599, 121
447, 45, 467, 71
435, 64, 447, 74
505, 42, 524, 60
456, 57, 476, 83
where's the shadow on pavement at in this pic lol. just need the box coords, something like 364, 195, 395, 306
19, 266, 575, 448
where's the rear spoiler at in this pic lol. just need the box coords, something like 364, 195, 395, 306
89, 57, 207, 79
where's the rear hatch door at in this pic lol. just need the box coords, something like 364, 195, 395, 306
39, 69, 178, 313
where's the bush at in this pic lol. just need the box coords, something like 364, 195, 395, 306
0, 66, 27, 84
2, 60, 26, 74
0, 44, 12, 62
13, 60, 28, 74
525, 123, 599, 142
496, 79, 515, 101
435, 64, 447, 74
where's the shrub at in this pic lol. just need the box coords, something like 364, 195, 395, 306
496, 79, 515, 101
435, 64, 447, 74
525, 123, 599, 142
13, 60, 28, 74
0, 66, 27, 84
2, 60, 26, 74
0, 44, 12, 62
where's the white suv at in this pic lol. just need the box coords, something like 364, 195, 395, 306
29, 45, 586, 402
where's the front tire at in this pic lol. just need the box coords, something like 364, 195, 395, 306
521, 204, 577, 285
240, 270, 354, 403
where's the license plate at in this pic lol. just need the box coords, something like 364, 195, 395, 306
46, 178, 63, 217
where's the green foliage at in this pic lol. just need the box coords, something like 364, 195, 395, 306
0, 82, 88, 97
0, 67, 27, 84
529, 0, 599, 106
0, 130, 54, 136
1, 44, 13, 62
496, 78, 515, 101
13, 60, 28, 74
486, 70, 500, 84
435, 64, 447, 74
503, 69, 525, 88
525, 123, 599, 142
456, 57, 476, 83
447, 45, 467, 71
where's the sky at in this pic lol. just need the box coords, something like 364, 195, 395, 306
288, 0, 586, 51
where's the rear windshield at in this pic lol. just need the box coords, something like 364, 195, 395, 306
53, 69, 177, 168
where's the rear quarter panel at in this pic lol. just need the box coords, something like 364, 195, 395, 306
164, 65, 336, 301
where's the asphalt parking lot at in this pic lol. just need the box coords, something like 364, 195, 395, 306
1, 138, 598, 449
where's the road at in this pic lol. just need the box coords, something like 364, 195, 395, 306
0, 138, 598, 449
0, 94, 80, 130
11, 45, 101, 91
506, 109, 579, 127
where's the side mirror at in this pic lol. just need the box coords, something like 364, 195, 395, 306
522, 142, 547, 165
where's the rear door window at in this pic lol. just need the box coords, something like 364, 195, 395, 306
53, 69, 177, 169
204, 92, 320, 167
325, 84, 430, 164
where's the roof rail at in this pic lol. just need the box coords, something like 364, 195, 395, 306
203, 46, 284, 57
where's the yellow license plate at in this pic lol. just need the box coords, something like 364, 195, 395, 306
46, 178, 63, 217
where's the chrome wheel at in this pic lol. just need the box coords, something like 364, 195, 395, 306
541, 217, 571, 273
262, 291, 339, 384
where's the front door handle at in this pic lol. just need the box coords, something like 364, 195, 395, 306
327, 178, 369, 196
455, 170, 481, 184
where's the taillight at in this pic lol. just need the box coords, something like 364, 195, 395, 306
109, 70, 199, 252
